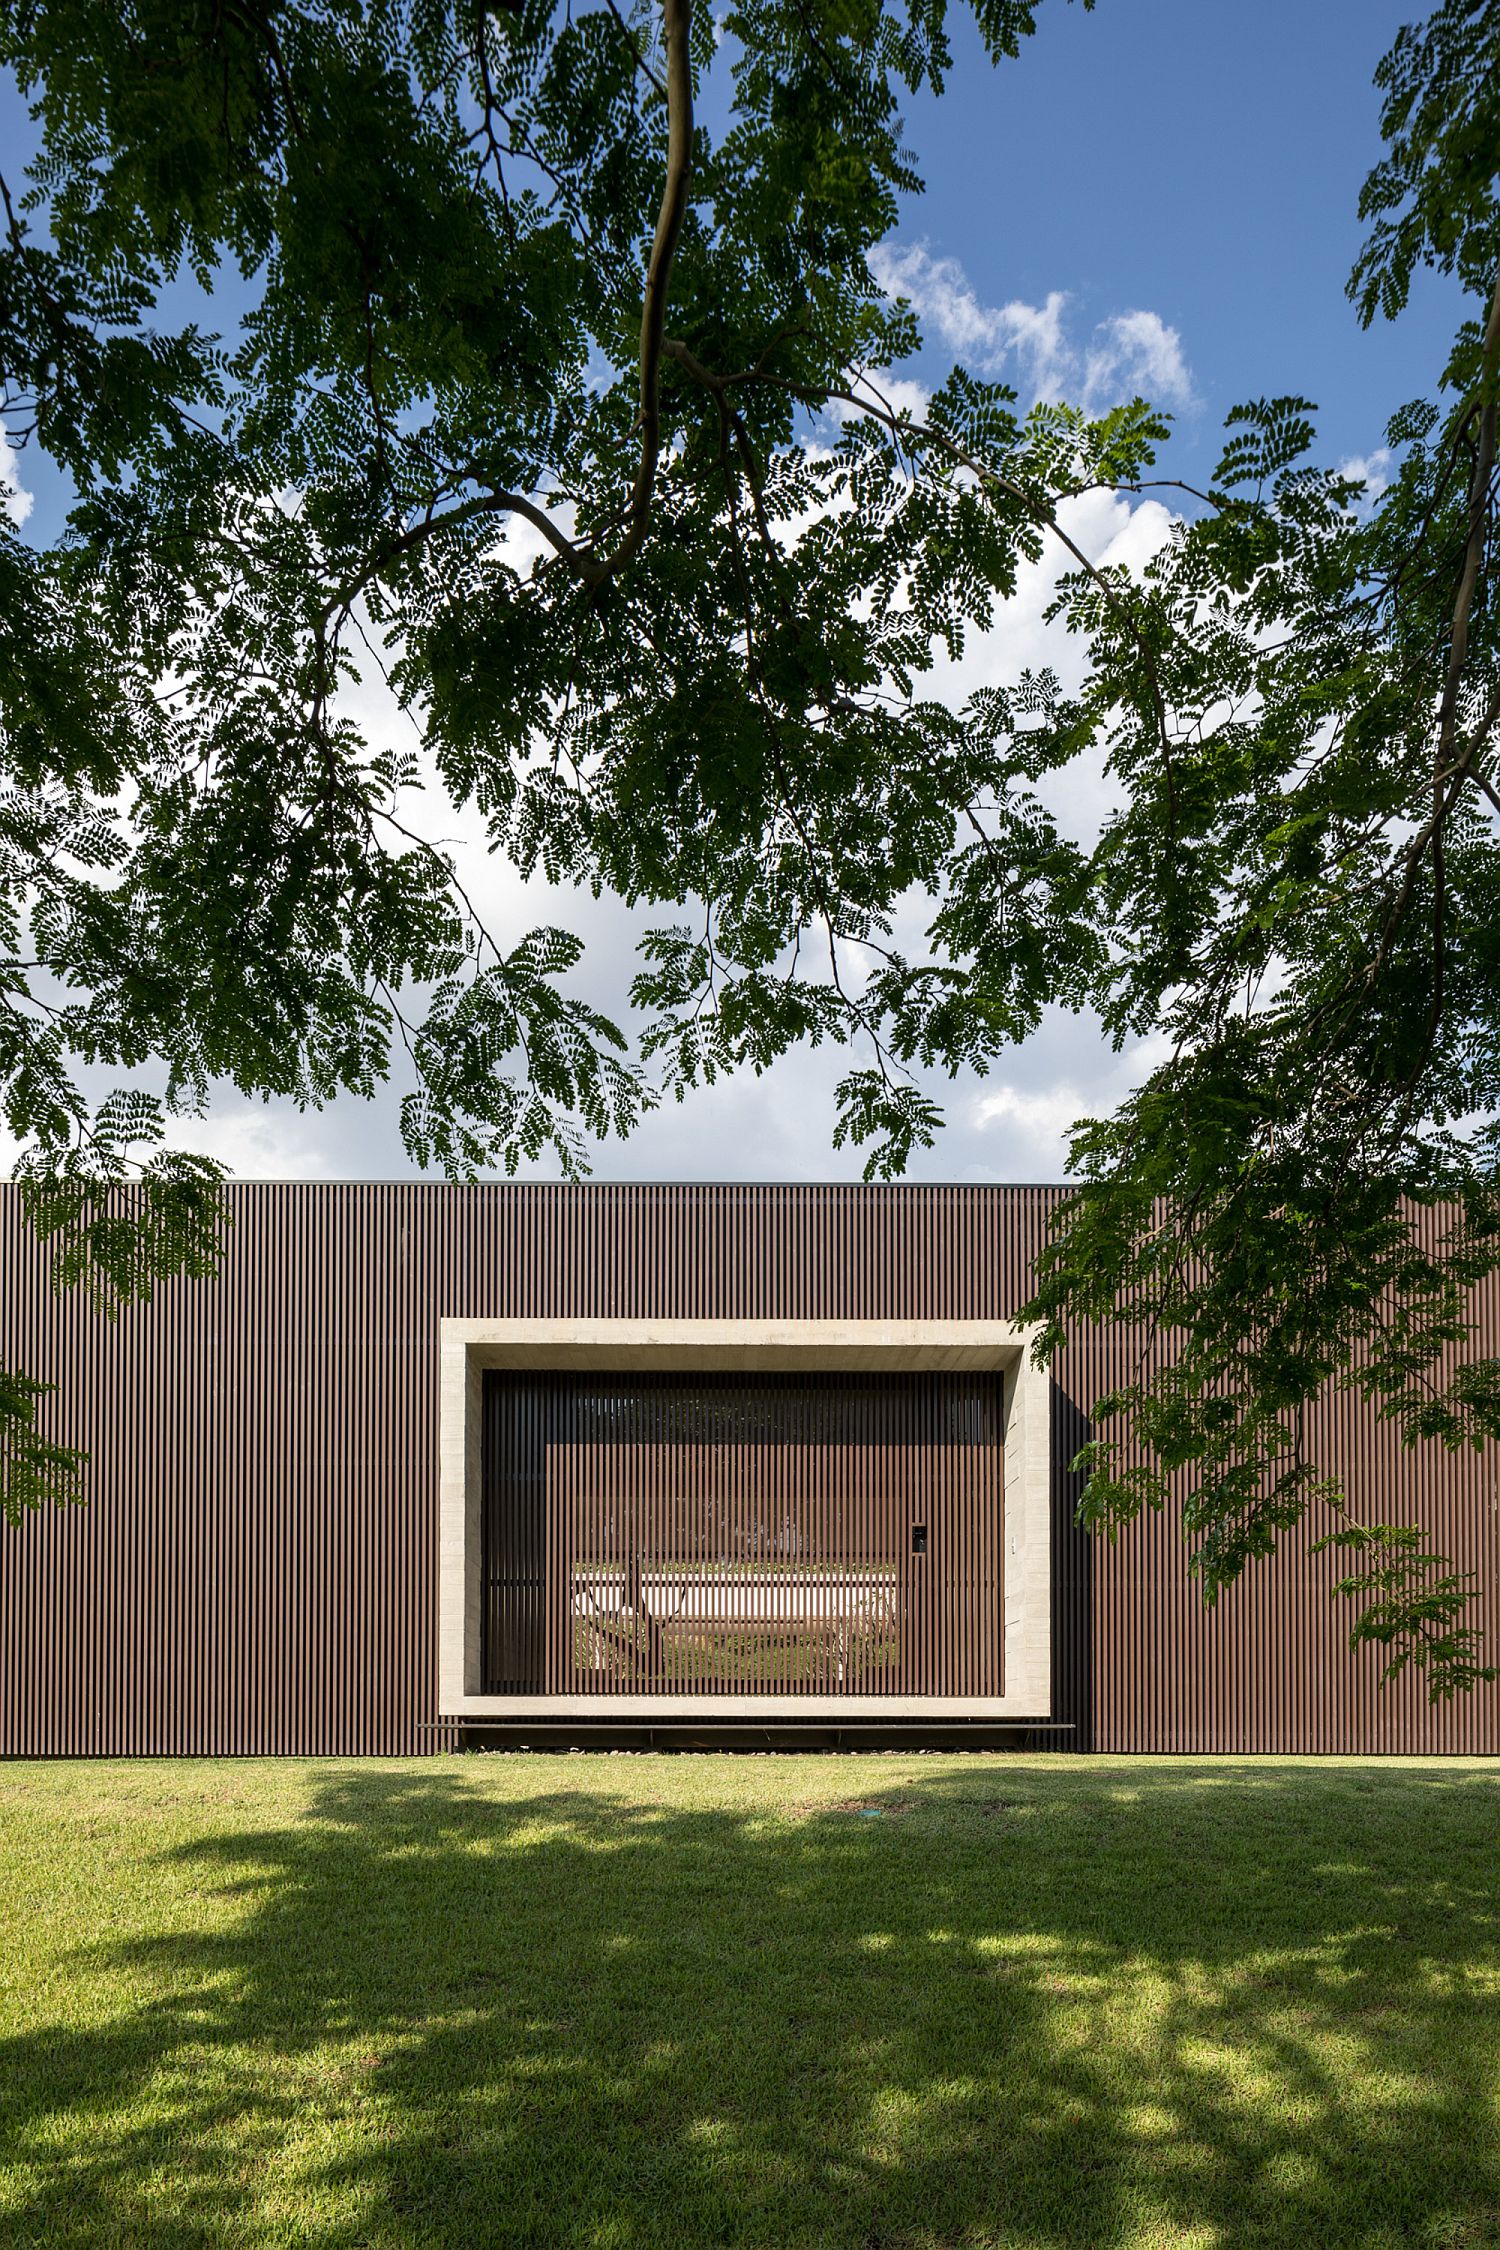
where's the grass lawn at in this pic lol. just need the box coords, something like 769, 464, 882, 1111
2, 1756, 1499, 2248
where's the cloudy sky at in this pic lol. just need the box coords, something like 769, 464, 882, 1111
0, 0, 1456, 1188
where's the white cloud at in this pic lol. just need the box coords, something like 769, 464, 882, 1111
976, 1080, 1079, 1152
161, 1108, 337, 1179
0, 420, 34, 527
870, 242, 1073, 398
829, 372, 932, 425
868, 241, 1195, 414
918, 483, 1175, 848
1339, 448, 1391, 500
1083, 309, 1196, 412
0, 1095, 347, 1184
969, 1027, 1174, 1177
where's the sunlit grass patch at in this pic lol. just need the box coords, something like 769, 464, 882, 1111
1, 1754, 1498, 2247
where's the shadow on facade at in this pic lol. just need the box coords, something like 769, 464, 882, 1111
1051, 1376, 1095, 1751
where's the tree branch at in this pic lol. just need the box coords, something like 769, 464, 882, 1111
314, 0, 694, 630
583, 0, 693, 582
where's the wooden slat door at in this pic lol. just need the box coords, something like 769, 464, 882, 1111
482, 1370, 1003, 1697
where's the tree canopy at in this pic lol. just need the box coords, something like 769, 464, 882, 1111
1, 0, 1498, 1692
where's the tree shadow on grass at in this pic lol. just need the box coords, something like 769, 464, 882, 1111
4, 1760, 1500, 2247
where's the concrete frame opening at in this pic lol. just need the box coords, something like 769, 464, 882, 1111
439, 1320, 1051, 1722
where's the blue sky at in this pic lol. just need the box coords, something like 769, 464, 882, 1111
0, 3, 1467, 1184
1, 2, 1444, 534
892, 0, 1444, 478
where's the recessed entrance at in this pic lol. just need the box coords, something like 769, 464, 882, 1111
439, 1318, 1050, 1720
481, 1370, 1005, 1698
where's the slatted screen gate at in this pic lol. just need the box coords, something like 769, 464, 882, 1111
481, 1370, 1004, 1698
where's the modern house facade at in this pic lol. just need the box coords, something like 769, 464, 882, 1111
2, 1180, 1498, 1757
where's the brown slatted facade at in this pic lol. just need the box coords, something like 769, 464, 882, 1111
1, 1181, 1497, 1754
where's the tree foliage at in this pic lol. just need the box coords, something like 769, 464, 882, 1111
0, 0, 1497, 1688
1027, 0, 1500, 1695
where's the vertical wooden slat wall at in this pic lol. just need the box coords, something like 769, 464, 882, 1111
1, 1181, 1497, 1754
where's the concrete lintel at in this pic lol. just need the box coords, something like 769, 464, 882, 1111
449, 1317, 1030, 1373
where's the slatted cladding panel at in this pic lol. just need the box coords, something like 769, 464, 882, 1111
3, 1181, 1498, 1753
481, 1371, 1005, 1698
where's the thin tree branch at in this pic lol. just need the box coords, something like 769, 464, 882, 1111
602, 0, 667, 98
1435, 256, 1500, 776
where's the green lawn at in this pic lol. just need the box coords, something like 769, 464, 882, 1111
2, 1756, 1499, 2248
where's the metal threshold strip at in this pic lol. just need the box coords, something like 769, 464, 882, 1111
427, 1718, 1074, 1752
429, 1717, 1073, 1730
